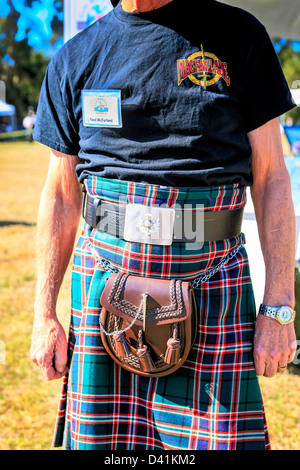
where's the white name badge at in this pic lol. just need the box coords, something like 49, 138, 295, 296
82, 90, 122, 128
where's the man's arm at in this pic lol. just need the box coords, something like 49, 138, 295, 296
248, 117, 297, 378
30, 149, 82, 380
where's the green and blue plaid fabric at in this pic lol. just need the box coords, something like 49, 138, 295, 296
53, 176, 270, 450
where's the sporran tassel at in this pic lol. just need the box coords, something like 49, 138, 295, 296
113, 331, 130, 358
137, 345, 156, 372
137, 328, 155, 372
164, 323, 181, 364
113, 316, 130, 358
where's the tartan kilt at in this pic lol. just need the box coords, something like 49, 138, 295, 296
52, 176, 270, 450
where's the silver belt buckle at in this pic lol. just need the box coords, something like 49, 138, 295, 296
124, 204, 175, 245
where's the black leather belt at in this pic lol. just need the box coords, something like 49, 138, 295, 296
83, 190, 244, 243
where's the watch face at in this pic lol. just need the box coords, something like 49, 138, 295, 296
277, 307, 293, 324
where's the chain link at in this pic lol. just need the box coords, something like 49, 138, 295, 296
191, 240, 245, 288
99, 299, 144, 336
87, 242, 119, 273
86, 237, 245, 289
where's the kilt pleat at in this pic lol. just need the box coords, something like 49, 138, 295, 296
52, 176, 270, 450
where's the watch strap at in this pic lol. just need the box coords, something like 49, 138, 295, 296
258, 304, 278, 319
258, 303, 295, 324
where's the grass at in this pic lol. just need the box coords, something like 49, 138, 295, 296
0, 141, 71, 450
0, 141, 299, 450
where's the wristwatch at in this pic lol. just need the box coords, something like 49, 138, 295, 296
258, 304, 296, 325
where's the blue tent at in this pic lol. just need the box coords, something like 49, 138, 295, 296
0, 99, 16, 132
284, 126, 300, 155
284, 156, 300, 211
0, 99, 15, 116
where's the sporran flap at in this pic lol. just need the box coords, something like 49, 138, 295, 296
100, 273, 192, 327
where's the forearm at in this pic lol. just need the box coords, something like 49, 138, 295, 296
31, 151, 82, 380
247, 118, 296, 377
34, 151, 82, 319
251, 169, 295, 307
35, 188, 81, 318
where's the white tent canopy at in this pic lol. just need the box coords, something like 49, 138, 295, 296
223, 0, 300, 40
291, 89, 300, 106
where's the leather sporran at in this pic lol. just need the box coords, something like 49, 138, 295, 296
100, 272, 198, 377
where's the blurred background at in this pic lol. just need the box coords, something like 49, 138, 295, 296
0, 0, 300, 451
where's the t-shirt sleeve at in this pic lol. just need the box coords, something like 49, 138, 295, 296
33, 59, 80, 155
242, 26, 296, 133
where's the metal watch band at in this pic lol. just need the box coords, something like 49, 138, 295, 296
259, 304, 279, 319
258, 303, 296, 325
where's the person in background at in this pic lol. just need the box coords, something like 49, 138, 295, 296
23, 107, 36, 142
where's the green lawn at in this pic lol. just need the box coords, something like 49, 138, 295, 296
0, 141, 71, 450
0, 141, 299, 450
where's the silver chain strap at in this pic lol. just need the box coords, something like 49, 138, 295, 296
86, 238, 245, 290
99, 299, 144, 336
190, 240, 245, 288
87, 242, 119, 273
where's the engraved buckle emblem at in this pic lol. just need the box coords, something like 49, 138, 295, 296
136, 213, 160, 238
124, 204, 175, 245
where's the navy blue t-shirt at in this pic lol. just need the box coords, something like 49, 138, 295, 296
33, 0, 296, 187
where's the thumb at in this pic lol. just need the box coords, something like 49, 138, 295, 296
54, 341, 68, 374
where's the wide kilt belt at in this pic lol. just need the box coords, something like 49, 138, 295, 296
83, 191, 244, 243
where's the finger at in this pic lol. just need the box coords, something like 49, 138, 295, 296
54, 348, 68, 373
253, 347, 267, 376
43, 364, 59, 380
287, 353, 295, 364
41, 351, 67, 381
255, 363, 266, 376
277, 363, 287, 374
287, 343, 297, 364
264, 361, 278, 378
254, 357, 266, 376
43, 364, 68, 381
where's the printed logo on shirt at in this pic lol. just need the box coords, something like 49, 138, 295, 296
177, 45, 230, 88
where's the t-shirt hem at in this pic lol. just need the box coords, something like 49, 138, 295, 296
245, 100, 297, 133
33, 132, 79, 156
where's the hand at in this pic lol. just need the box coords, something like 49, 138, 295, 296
253, 314, 297, 377
30, 315, 69, 380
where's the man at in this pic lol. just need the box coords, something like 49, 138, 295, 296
31, 0, 297, 450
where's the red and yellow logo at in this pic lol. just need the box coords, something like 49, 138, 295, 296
177, 45, 230, 89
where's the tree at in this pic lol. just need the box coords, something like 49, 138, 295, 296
0, 0, 63, 125
274, 39, 300, 124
